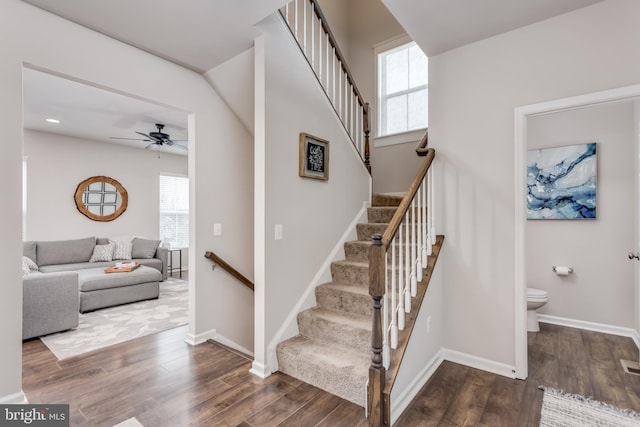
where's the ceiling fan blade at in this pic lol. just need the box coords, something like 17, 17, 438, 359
145, 142, 159, 150
109, 136, 151, 142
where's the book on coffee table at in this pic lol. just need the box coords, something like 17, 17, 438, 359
104, 261, 140, 273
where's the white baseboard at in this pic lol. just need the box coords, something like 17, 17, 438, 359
185, 328, 216, 346
249, 361, 271, 379
539, 314, 639, 349
0, 391, 28, 404
185, 328, 254, 358
265, 203, 368, 372
442, 348, 516, 379
390, 349, 444, 425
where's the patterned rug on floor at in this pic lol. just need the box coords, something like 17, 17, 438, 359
539, 386, 640, 427
40, 278, 188, 360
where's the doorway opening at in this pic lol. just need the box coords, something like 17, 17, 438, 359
514, 84, 640, 378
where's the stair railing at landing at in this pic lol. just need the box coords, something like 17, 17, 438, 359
204, 251, 254, 291
368, 129, 439, 426
279, 0, 371, 173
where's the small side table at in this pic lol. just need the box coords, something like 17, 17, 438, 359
167, 247, 186, 278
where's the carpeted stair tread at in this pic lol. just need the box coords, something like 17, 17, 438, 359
367, 206, 398, 223
331, 260, 370, 286
298, 307, 371, 352
315, 282, 372, 316
357, 223, 389, 241
276, 335, 369, 406
344, 241, 371, 262
372, 193, 404, 207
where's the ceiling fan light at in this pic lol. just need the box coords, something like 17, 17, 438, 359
45, 118, 60, 124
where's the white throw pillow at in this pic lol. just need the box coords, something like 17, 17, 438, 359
22, 256, 38, 276
109, 239, 133, 260
90, 243, 115, 262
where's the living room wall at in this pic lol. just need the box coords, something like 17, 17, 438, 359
0, 0, 253, 403
23, 129, 188, 241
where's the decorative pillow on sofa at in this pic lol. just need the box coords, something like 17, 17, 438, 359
109, 236, 133, 260
131, 238, 161, 259
22, 256, 39, 276
89, 243, 115, 262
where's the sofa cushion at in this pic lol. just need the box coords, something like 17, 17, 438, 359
77, 266, 162, 292
23, 241, 37, 263
37, 237, 96, 266
90, 243, 114, 262
132, 238, 161, 259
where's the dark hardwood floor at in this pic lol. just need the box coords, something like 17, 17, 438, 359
396, 323, 640, 426
23, 317, 640, 426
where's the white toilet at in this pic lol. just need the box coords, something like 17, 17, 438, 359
527, 287, 549, 332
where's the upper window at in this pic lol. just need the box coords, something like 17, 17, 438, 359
377, 39, 428, 137
159, 174, 189, 248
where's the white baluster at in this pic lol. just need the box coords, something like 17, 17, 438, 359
404, 211, 411, 312
411, 198, 417, 297
390, 236, 398, 349
397, 223, 405, 330
416, 182, 423, 279
422, 178, 429, 262
430, 167, 436, 245
382, 251, 389, 369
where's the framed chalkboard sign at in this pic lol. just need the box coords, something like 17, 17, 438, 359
299, 133, 329, 181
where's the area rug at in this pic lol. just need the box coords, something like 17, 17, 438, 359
113, 417, 144, 427
539, 386, 640, 426
40, 278, 188, 360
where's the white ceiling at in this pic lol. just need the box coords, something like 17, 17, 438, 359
381, 0, 603, 57
22, 0, 291, 73
23, 68, 189, 155
21, 0, 603, 154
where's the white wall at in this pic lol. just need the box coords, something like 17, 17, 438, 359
23, 130, 187, 241
425, 0, 640, 367
390, 244, 445, 424
253, 14, 370, 373
0, 0, 253, 401
527, 101, 635, 328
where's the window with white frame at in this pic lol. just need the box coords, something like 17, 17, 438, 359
377, 39, 428, 138
159, 175, 189, 248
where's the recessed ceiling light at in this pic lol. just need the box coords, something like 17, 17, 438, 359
45, 118, 60, 124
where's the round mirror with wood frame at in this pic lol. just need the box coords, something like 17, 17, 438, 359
74, 176, 128, 222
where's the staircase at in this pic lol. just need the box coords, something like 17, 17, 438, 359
276, 194, 403, 406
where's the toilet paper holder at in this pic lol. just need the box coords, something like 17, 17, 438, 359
552, 266, 574, 274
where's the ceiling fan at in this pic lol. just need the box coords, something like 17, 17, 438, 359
110, 123, 188, 151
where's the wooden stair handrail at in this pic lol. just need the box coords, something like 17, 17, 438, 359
204, 251, 254, 291
415, 129, 429, 156
308, 0, 365, 108
382, 148, 435, 249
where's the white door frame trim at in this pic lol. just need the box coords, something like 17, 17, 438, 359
514, 84, 640, 379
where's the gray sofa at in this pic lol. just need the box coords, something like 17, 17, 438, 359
22, 236, 169, 339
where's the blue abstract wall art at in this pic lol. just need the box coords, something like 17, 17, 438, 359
527, 142, 597, 219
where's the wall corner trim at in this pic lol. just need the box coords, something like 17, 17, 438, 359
0, 391, 28, 404
249, 361, 271, 379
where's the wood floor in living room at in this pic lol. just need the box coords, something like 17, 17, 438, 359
22, 319, 640, 426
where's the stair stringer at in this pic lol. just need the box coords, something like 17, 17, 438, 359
266, 202, 369, 373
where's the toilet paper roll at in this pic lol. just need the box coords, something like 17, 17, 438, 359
554, 266, 571, 276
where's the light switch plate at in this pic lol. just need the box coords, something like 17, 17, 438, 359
214, 223, 222, 236
275, 224, 283, 240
